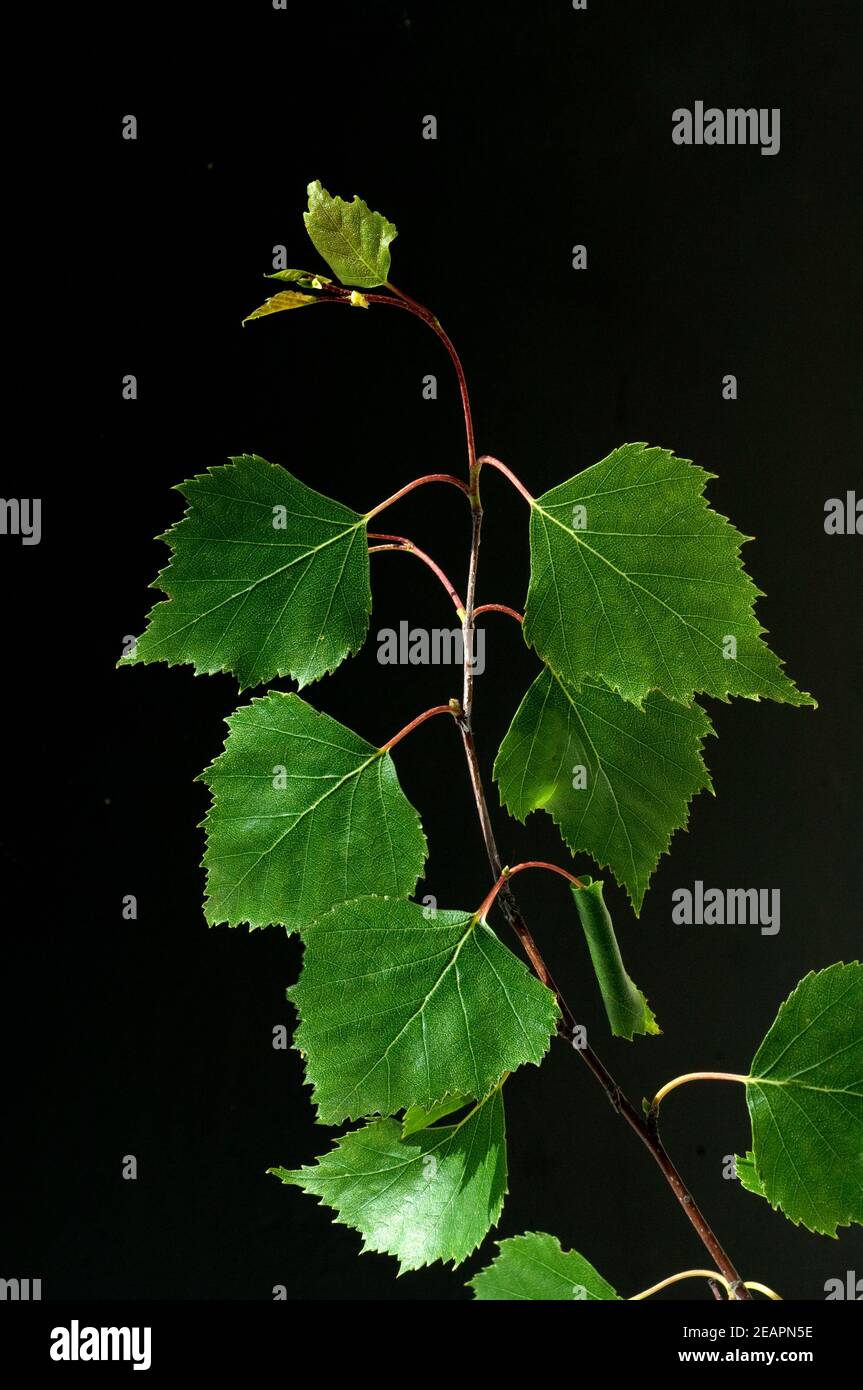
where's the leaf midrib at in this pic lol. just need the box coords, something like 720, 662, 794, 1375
208, 743, 382, 912
313, 195, 385, 283
530, 501, 792, 696
147, 518, 366, 651
748, 1077, 863, 1097
327, 914, 479, 1114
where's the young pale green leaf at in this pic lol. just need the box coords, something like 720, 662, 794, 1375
742, 961, 863, 1235
469, 1231, 620, 1301
290, 896, 559, 1123
198, 694, 427, 933
267, 268, 333, 288
524, 443, 816, 709
270, 1087, 507, 1271
120, 454, 371, 690
494, 665, 714, 912
303, 180, 397, 288
243, 289, 317, 322
570, 878, 659, 1040
401, 1094, 474, 1139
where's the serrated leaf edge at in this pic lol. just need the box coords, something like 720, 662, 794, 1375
117, 454, 371, 691
742, 960, 863, 1237
494, 669, 716, 914
525, 442, 817, 711
195, 704, 428, 934
268, 1081, 508, 1272
286, 894, 559, 1123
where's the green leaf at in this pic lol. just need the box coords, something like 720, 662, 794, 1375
401, 1094, 474, 1139
494, 665, 714, 912
735, 1151, 766, 1198
270, 1086, 507, 1271
198, 694, 427, 933
290, 896, 559, 1123
524, 442, 816, 709
267, 268, 333, 288
303, 180, 397, 288
243, 289, 317, 322
469, 1232, 620, 1300
570, 878, 659, 1040
120, 454, 371, 690
742, 961, 863, 1235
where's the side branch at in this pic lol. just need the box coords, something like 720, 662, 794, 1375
361, 287, 478, 475
461, 507, 482, 722
648, 1072, 749, 1126
368, 533, 466, 615
474, 603, 523, 622
379, 703, 457, 754
476, 860, 585, 921
365, 473, 470, 521
629, 1270, 781, 1301
476, 454, 534, 504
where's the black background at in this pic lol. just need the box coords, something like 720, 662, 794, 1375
4, 0, 861, 1303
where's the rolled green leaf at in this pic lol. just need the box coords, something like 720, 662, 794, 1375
570, 878, 659, 1040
